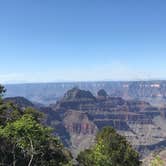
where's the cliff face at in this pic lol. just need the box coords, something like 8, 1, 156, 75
63, 111, 97, 135
49, 88, 166, 157
63, 110, 98, 157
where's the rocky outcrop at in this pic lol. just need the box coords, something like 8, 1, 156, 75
49, 88, 166, 157
4, 97, 34, 109
142, 149, 166, 165
53, 88, 96, 112
63, 87, 96, 101
97, 89, 109, 101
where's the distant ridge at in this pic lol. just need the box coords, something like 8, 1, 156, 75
4, 80, 166, 106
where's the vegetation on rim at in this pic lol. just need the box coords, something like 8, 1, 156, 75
0, 84, 141, 166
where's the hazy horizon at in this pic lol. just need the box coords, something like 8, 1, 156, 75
3, 79, 166, 85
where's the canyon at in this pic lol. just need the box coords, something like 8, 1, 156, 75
4, 85, 166, 158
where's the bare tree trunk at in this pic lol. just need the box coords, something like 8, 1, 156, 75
28, 154, 34, 166
28, 139, 34, 166
12, 144, 16, 166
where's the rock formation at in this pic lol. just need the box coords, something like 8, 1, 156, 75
47, 88, 166, 157
5, 88, 166, 158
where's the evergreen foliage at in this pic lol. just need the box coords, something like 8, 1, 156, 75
77, 127, 140, 166
0, 85, 72, 166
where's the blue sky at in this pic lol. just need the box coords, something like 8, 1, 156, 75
0, 0, 166, 83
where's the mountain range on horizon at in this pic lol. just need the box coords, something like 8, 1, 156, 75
4, 80, 166, 107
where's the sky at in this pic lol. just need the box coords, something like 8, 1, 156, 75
0, 0, 166, 83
